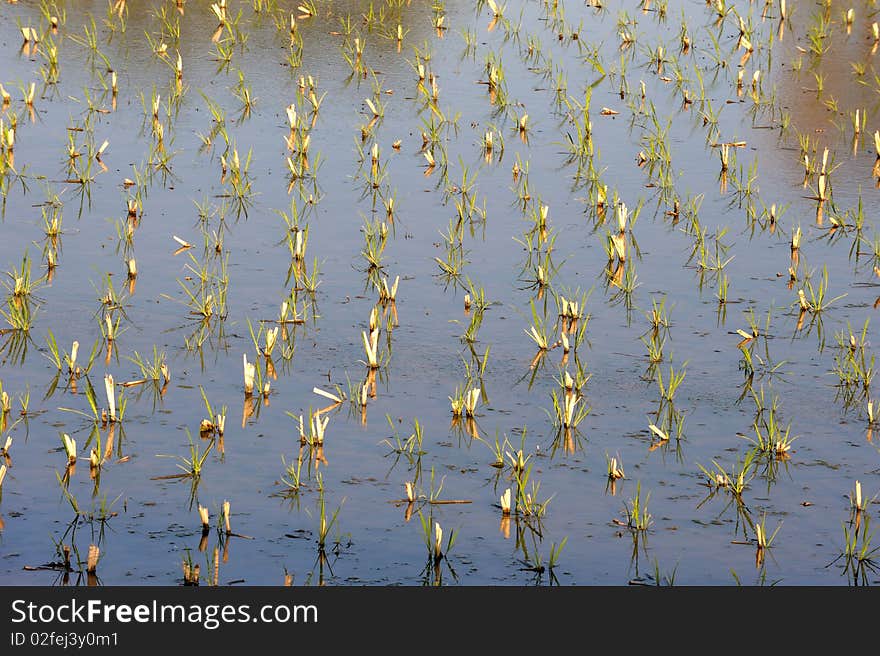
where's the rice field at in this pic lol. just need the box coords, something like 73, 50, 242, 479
0, 0, 879, 585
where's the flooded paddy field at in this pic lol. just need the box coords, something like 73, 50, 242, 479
0, 0, 879, 585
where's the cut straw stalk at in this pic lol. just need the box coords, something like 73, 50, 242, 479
20, 26, 39, 44
264, 327, 279, 356
198, 505, 210, 531
464, 388, 480, 417
433, 522, 443, 560
380, 275, 399, 302
362, 328, 380, 368
313, 387, 343, 404
223, 500, 231, 533
610, 233, 626, 261
853, 480, 864, 511
96, 140, 109, 161
87, 545, 99, 573
608, 457, 624, 480
243, 354, 255, 395
616, 202, 628, 233
202, 401, 229, 434
104, 374, 116, 422
182, 561, 199, 585
755, 524, 766, 549
0, 463, 7, 489
62, 433, 77, 464
500, 488, 511, 515
312, 412, 329, 443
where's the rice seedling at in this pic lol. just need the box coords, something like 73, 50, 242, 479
98, 310, 125, 350
509, 450, 552, 518
476, 428, 510, 469
753, 512, 782, 567
524, 299, 554, 352
697, 449, 757, 499
197, 386, 226, 438
315, 474, 344, 552
797, 265, 846, 315
835, 514, 880, 584
127, 347, 170, 386
381, 416, 426, 463
548, 369, 591, 430
741, 394, 797, 460
518, 530, 568, 585
458, 279, 489, 344
3, 251, 45, 302
291, 407, 329, 447
622, 481, 652, 531
831, 320, 875, 399
418, 510, 456, 566
360, 217, 389, 285
655, 361, 687, 403
280, 449, 305, 494
556, 288, 591, 344
450, 384, 480, 419
641, 329, 666, 366
158, 430, 214, 480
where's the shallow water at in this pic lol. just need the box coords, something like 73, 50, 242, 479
0, 0, 879, 586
